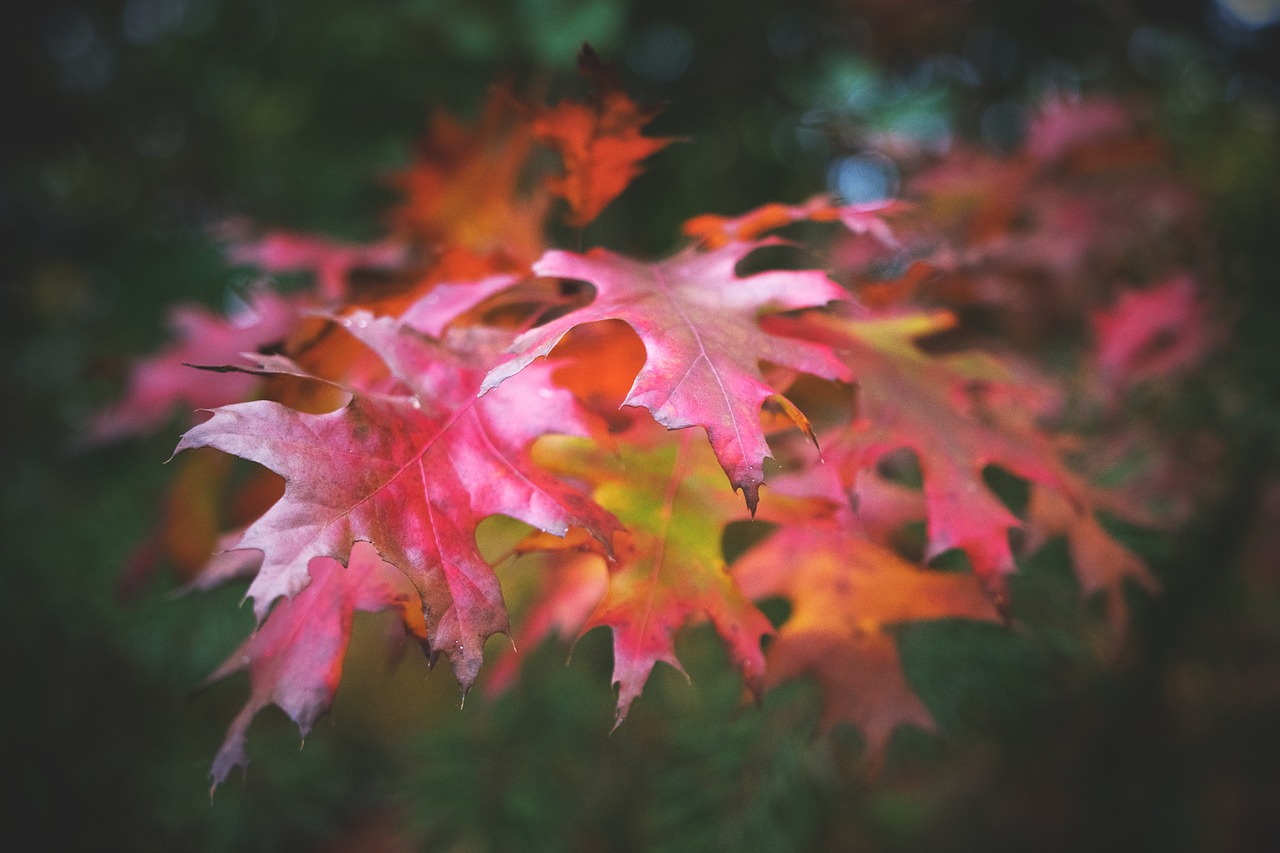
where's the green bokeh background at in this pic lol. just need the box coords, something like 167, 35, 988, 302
4, 1, 1280, 849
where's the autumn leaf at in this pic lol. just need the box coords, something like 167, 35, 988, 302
768, 308, 1068, 590
222, 225, 406, 302
87, 287, 302, 443
205, 542, 427, 791
481, 241, 852, 512
1092, 274, 1214, 393
760, 435, 927, 547
390, 86, 549, 263
734, 522, 1001, 759
683, 195, 904, 250
525, 425, 833, 723
1024, 484, 1158, 637
533, 44, 672, 228
175, 309, 618, 690
484, 550, 609, 697
1024, 97, 1134, 164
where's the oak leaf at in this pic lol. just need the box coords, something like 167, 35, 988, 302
223, 227, 406, 301
683, 195, 903, 250
481, 241, 852, 512
524, 426, 834, 723
87, 287, 301, 443
534, 44, 672, 228
175, 309, 617, 691
1025, 484, 1159, 636
1093, 274, 1213, 392
734, 522, 1001, 758
205, 542, 427, 790
769, 308, 1068, 590
391, 87, 549, 263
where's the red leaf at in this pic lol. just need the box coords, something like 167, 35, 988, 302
769, 309, 1068, 590
224, 227, 406, 301
390, 87, 549, 263
175, 310, 618, 692
481, 241, 851, 512
683, 195, 904, 250
1024, 485, 1158, 638
1025, 97, 1133, 164
1093, 274, 1213, 392
484, 551, 608, 696
88, 288, 302, 443
205, 542, 426, 790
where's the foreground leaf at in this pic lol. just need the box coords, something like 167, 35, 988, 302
176, 313, 616, 690
482, 241, 851, 511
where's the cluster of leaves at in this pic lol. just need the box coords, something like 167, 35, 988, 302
92, 47, 1213, 790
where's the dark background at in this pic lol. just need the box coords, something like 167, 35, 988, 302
4, 1, 1280, 849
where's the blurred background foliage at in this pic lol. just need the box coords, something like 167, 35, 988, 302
4, 0, 1280, 850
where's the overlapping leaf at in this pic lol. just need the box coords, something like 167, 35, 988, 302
176, 303, 618, 693
684, 195, 904, 250
88, 287, 301, 443
768, 308, 1068, 589
205, 542, 427, 789
481, 241, 851, 512
734, 521, 1000, 757
516, 425, 833, 722
391, 87, 549, 263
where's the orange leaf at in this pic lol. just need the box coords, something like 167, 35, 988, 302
734, 524, 1000, 758
534, 44, 673, 228
390, 86, 549, 263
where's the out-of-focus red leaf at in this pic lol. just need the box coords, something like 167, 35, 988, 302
769, 308, 1067, 591
1024, 485, 1158, 638
88, 288, 302, 443
1025, 97, 1134, 163
1093, 274, 1214, 391
484, 551, 608, 697
224, 227, 406, 301
390, 86, 549, 263
684, 195, 904, 250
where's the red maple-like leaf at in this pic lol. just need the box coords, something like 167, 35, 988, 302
1093, 274, 1213, 392
1024, 484, 1159, 637
533, 44, 672, 228
390, 86, 550, 263
768, 308, 1068, 591
480, 241, 852, 512
175, 308, 617, 690
204, 541, 427, 790
88, 287, 301, 443
223, 226, 406, 301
